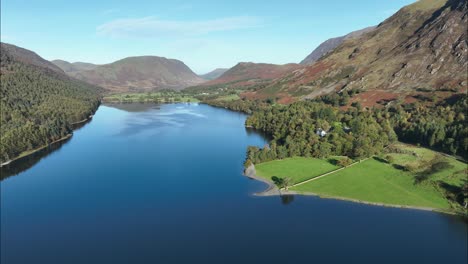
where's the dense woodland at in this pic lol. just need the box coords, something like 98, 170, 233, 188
201, 91, 467, 165
313, 90, 468, 159
0, 50, 101, 162
244, 101, 397, 165
387, 96, 467, 160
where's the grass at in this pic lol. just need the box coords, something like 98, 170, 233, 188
254, 144, 466, 211
213, 94, 240, 101
292, 158, 451, 209
387, 143, 467, 186
255, 157, 340, 184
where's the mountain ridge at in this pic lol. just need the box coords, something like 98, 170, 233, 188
199, 68, 229, 80
66, 56, 205, 92
300, 26, 376, 65
52, 60, 98, 74
248, 0, 467, 106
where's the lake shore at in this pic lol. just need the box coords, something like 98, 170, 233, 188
244, 164, 455, 215
1, 134, 73, 167
1, 111, 96, 168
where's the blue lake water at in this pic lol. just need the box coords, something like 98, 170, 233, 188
1, 103, 467, 264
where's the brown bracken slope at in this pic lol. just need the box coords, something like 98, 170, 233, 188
250, 0, 467, 105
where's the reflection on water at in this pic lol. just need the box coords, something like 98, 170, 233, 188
1, 116, 93, 181
1, 137, 72, 180
280, 195, 295, 205
1, 103, 466, 264
106, 102, 162, 112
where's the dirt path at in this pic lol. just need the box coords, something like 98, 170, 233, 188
288, 158, 370, 189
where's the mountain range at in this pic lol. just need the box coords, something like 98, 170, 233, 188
4, 0, 466, 107
53, 56, 205, 92
245, 0, 467, 105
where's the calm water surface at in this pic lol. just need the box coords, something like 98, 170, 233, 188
1, 103, 467, 264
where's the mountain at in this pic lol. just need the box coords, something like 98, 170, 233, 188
70, 56, 205, 92
1, 43, 64, 74
201, 62, 302, 87
52, 60, 98, 74
199, 68, 229, 80
250, 0, 467, 106
0, 43, 101, 163
300, 26, 376, 65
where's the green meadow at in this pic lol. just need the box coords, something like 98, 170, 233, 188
255, 144, 467, 211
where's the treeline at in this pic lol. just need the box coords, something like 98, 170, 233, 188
312, 90, 467, 160
385, 96, 467, 159
203, 98, 271, 114
0, 50, 101, 162
245, 101, 397, 164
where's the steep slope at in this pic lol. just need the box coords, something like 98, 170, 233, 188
300, 26, 376, 65
212, 62, 302, 84
0, 43, 101, 163
1, 43, 64, 74
52, 59, 98, 74
253, 0, 467, 105
72, 56, 205, 92
199, 68, 229, 80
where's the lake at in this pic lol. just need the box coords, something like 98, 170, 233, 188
1, 103, 467, 264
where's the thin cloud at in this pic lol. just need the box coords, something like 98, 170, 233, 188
96, 16, 263, 38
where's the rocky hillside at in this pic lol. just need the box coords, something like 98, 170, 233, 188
300, 26, 376, 65
70, 56, 205, 92
199, 68, 229, 80
52, 60, 98, 74
250, 0, 467, 106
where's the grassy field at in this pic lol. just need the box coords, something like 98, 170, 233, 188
386, 144, 466, 186
291, 158, 451, 209
255, 157, 340, 184
255, 144, 466, 211
213, 94, 240, 101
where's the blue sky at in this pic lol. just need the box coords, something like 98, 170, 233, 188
1, 0, 416, 74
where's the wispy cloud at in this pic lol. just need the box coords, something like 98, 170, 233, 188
96, 16, 263, 38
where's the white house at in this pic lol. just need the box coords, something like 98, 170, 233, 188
316, 128, 327, 137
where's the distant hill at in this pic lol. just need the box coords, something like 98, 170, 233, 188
0, 42, 101, 163
249, 0, 467, 105
1, 43, 64, 74
199, 68, 229, 80
201, 62, 302, 87
52, 60, 98, 74
300, 26, 376, 65
69, 56, 205, 92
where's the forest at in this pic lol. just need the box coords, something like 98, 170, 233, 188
219, 90, 467, 166
244, 101, 397, 165
0, 50, 101, 163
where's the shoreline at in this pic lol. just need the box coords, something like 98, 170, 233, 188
71, 114, 93, 125
1, 134, 73, 167
243, 164, 455, 215
1, 108, 98, 168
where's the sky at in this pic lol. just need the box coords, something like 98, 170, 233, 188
1, 0, 417, 74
